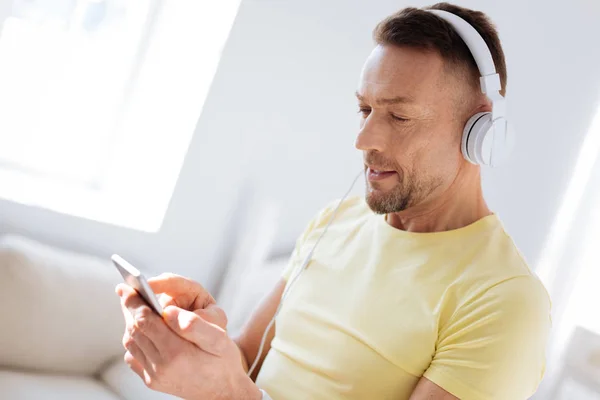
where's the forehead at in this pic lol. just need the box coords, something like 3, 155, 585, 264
357, 45, 447, 103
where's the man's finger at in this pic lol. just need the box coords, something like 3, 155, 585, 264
115, 283, 128, 297
147, 273, 214, 309
123, 340, 149, 372
147, 273, 196, 293
163, 306, 228, 356
119, 300, 135, 329
119, 284, 147, 310
158, 293, 176, 309
124, 351, 145, 379
129, 324, 162, 363
119, 286, 172, 350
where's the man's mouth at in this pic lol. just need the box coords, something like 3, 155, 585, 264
367, 167, 397, 182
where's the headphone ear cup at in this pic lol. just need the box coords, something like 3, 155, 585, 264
462, 112, 493, 165
489, 118, 513, 167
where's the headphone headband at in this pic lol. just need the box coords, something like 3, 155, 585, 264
426, 8, 511, 167
426, 10, 499, 93
427, 10, 505, 117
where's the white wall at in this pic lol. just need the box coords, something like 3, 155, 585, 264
1, 0, 599, 292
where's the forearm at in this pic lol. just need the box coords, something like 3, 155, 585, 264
231, 279, 286, 379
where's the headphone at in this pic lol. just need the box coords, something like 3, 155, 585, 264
427, 9, 513, 167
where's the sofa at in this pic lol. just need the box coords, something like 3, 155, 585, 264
0, 234, 287, 399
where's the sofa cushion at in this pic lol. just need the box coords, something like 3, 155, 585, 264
0, 235, 125, 375
0, 369, 120, 400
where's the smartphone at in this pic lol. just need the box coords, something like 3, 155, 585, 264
112, 254, 163, 315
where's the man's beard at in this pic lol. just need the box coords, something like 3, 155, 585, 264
363, 151, 419, 214
365, 172, 416, 214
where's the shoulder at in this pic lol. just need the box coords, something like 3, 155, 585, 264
489, 223, 534, 277
460, 217, 546, 298
485, 274, 552, 321
485, 228, 552, 316
445, 274, 552, 343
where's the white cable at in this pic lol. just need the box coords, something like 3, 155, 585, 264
247, 170, 364, 378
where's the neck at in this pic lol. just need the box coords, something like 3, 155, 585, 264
385, 166, 491, 233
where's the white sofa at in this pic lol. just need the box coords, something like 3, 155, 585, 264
0, 234, 182, 399
0, 233, 286, 399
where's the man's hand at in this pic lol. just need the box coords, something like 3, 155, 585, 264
148, 273, 227, 329
116, 283, 261, 400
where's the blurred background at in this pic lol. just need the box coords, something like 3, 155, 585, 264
0, 0, 599, 399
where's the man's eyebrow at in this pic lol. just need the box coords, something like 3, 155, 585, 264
355, 91, 414, 105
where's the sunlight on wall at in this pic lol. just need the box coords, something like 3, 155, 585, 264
533, 100, 600, 400
536, 101, 600, 292
565, 206, 600, 333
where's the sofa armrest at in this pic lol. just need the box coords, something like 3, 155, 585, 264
0, 235, 125, 376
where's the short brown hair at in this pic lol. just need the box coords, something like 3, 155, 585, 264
373, 3, 507, 96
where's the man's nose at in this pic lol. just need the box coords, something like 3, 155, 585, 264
355, 114, 387, 152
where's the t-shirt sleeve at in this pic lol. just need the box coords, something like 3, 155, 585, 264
423, 275, 552, 400
281, 236, 306, 282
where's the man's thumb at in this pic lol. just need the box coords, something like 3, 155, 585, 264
194, 304, 228, 330
163, 306, 226, 355
163, 306, 194, 331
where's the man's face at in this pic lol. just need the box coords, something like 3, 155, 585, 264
355, 45, 468, 214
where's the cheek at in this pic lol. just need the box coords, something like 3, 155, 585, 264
388, 125, 432, 165
388, 124, 420, 160
421, 142, 462, 178
402, 129, 462, 175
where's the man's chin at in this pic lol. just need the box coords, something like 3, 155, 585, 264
365, 192, 391, 214
365, 191, 409, 214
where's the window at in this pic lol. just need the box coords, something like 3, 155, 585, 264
0, 0, 241, 232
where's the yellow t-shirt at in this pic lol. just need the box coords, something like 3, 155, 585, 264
256, 196, 551, 400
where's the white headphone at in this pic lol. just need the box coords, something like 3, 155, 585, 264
427, 9, 513, 167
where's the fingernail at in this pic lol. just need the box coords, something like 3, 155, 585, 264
162, 306, 177, 320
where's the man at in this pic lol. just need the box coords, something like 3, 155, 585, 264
116, 3, 551, 399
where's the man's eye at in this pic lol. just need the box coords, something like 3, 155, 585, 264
391, 114, 408, 122
357, 107, 371, 117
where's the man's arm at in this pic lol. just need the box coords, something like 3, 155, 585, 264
234, 279, 286, 380
410, 377, 460, 400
